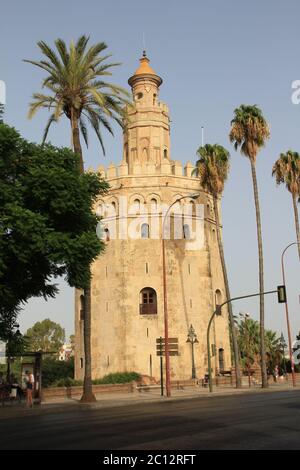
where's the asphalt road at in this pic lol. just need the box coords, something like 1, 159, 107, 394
1, 390, 300, 450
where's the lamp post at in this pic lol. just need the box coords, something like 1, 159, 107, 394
281, 242, 299, 387
186, 324, 198, 379
162, 193, 200, 397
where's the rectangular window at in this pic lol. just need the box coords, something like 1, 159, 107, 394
80, 358, 83, 369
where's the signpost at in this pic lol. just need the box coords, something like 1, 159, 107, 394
156, 337, 179, 396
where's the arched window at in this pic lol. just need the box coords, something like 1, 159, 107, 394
163, 149, 168, 159
80, 295, 85, 321
153, 93, 157, 105
215, 289, 222, 307
139, 288, 157, 315
141, 223, 150, 239
104, 228, 110, 242
133, 199, 140, 212
111, 201, 116, 214
150, 198, 158, 211
136, 92, 143, 100
183, 224, 191, 240
219, 348, 225, 371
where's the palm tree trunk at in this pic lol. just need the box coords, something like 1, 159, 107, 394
70, 108, 96, 403
292, 193, 300, 260
80, 281, 96, 402
70, 108, 84, 173
250, 160, 268, 388
213, 196, 242, 388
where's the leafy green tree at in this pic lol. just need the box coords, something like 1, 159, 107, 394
229, 105, 270, 388
0, 121, 108, 340
25, 36, 129, 402
237, 315, 281, 375
42, 356, 74, 387
194, 143, 241, 387
25, 319, 65, 352
272, 151, 300, 259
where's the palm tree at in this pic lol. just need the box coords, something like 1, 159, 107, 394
237, 315, 260, 370
272, 151, 300, 259
194, 143, 242, 388
25, 36, 129, 402
229, 104, 270, 388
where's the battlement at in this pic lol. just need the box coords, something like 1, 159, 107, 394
91, 159, 197, 180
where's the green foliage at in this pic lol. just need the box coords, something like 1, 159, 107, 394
92, 372, 141, 385
193, 143, 230, 195
272, 150, 300, 196
25, 35, 130, 154
25, 319, 65, 352
0, 121, 108, 325
45, 370, 141, 388
42, 357, 74, 388
237, 315, 282, 371
229, 104, 270, 161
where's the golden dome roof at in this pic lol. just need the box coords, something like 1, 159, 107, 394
128, 51, 162, 87
134, 51, 156, 76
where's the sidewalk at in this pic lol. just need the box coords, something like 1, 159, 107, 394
1, 382, 299, 418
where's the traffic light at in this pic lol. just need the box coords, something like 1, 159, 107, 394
277, 285, 287, 303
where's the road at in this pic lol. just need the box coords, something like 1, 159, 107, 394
0, 390, 300, 450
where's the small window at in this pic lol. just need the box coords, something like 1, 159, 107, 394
140, 288, 157, 314
104, 228, 110, 241
219, 348, 225, 371
136, 92, 143, 100
141, 223, 150, 239
163, 149, 168, 159
153, 93, 157, 105
80, 358, 83, 369
80, 295, 84, 321
215, 289, 222, 307
133, 199, 141, 212
183, 224, 191, 240
150, 198, 158, 211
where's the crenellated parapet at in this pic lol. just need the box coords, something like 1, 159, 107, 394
93, 159, 197, 179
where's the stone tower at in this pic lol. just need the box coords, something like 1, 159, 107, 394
75, 53, 231, 381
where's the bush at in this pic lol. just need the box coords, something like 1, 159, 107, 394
46, 370, 141, 388
92, 371, 141, 385
42, 357, 74, 388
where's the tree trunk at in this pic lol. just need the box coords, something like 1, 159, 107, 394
213, 195, 242, 388
292, 193, 300, 260
250, 160, 268, 388
70, 107, 84, 173
80, 281, 96, 402
70, 107, 96, 403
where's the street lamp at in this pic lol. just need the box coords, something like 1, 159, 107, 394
186, 324, 199, 379
162, 193, 200, 397
279, 332, 287, 378
281, 242, 300, 387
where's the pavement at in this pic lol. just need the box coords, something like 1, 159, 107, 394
0, 381, 299, 415
0, 385, 300, 449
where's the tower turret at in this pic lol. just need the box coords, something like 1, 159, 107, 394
124, 52, 170, 173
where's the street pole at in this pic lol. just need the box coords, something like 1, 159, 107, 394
162, 194, 199, 397
281, 242, 299, 387
191, 341, 196, 379
207, 289, 278, 392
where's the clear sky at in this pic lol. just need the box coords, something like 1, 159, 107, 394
1, 0, 299, 342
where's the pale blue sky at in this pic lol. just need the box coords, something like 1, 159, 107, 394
1, 0, 299, 341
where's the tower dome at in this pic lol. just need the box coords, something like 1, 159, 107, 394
128, 51, 162, 88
